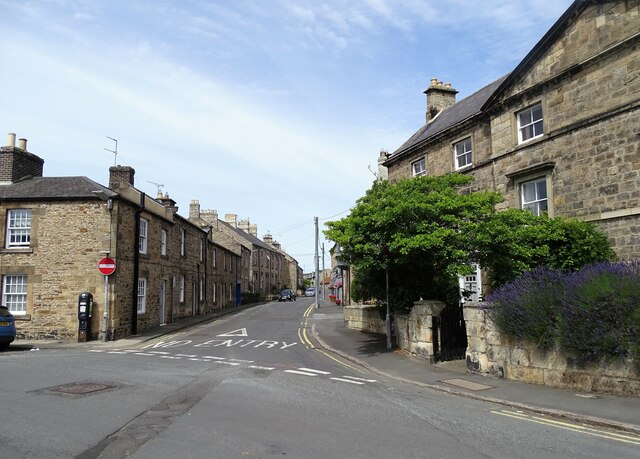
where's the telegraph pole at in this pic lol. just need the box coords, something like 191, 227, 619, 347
321, 243, 325, 299
314, 217, 319, 308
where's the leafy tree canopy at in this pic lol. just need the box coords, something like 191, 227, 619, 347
325, 174, 615, 310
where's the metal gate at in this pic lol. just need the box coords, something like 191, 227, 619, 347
432, 302, 467, 361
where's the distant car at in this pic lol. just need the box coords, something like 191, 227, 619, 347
305, 287, 316, 297
278, 289, 296, 302
0, 306, 16, 349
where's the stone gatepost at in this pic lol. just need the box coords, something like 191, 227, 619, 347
401, 300, 446, 362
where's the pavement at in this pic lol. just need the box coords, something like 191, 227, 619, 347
12, 299, 640, 434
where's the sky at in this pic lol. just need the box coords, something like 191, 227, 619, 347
0, 0, 574, 273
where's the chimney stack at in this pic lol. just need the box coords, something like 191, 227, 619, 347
424, 78, 457, 123
7, 133, 16, 147
109, 165, 135, 189
189, 200, 201, 220
263, 233, 273, 245
249, 224, 258, 237
225, 213, 238, 228
0, 132, 44, 183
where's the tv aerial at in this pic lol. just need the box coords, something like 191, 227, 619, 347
147, 181, 164, 195
104, 136, 118, 166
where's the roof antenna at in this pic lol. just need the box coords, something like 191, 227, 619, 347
104, 136, 118, 166
367, 164, 378, 178
147, 181, 164, 195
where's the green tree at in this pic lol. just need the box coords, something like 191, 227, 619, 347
325, 174, 615, 310
325, 174, 502, 310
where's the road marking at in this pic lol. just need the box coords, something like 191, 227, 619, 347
189, 358, 209, 362
88, 350, 104, 352
202, 356, 226, 360
107, 351, 129, 354
248, 365, 275, 370
134, 353, 155, 356
175, 354, 197, 358
160, 356, 182, 360
284, 369, 318, 376
146, 351, 170, 355
330, 377, 365, 385
215, 361, 241, 366
218, 328, 248, 337
341, 376, 377, 383
228, 358, 255, 363
492, 410, 640, 445
298, 368, 331, 375
194, 339, 297, 350
142, 340, 193, 349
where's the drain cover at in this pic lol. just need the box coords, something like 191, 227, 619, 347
48, 382, 116, 395
441, 378, 493, 391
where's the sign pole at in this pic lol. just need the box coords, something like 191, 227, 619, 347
102, 275, 109, 342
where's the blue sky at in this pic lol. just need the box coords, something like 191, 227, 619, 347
0, 0, 573, 272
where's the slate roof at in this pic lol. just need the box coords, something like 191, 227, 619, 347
388, 74, 509, 162
0, 176, 116, 201
218, 219, 272, 251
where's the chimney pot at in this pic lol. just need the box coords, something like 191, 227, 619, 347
18, 138, 27, 151
7, 132, 16, 147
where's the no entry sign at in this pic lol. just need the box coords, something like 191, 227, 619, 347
98, 257, 116, 276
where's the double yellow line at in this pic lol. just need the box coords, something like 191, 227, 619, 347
298, 303, 362, 372
492, 409, 640, 445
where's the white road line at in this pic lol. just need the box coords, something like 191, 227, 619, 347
284, 370, 319, 376
175, 354, 197, 358
298, 368, 331, 375
134, 353, 156, 356
228, 358, 255, 363
330, 377, 365, 385
216, 361, 241, 366
189, 358, 209, 361
203, 356, 226, 360
88, 349, 104, 352
160, 356, 182, 360
248, 365, 275, 370
147, 351, 171, 355
106, 351, 130, 354
342, 376, 377, 383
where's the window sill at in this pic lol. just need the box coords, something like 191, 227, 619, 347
1, 248, 34, 254
14, 314, 31, 321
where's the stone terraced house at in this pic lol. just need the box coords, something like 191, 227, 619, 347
383, 0, 640, 283
0, 134, 240, 341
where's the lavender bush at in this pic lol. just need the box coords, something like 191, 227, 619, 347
558, 262, 640, 363
485, 262, 640, 364
485, 268, 565, 350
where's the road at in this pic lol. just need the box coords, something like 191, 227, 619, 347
1, 297, 639, 458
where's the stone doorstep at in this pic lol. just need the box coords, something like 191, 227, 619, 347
441, 378, 494, 391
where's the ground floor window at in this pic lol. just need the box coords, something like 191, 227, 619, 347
520, 177, 548, 216
459, 265, 481, 303
137, 278, 147, 314
3, 275, 27, 314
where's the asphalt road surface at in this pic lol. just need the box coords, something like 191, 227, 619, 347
1, 298, 639, 458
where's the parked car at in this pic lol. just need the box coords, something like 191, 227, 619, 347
0, 306, 16, 349
305, 287, 316, 297
278, 289, 296, 302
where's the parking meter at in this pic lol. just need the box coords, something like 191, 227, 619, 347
78, 292, 93, 342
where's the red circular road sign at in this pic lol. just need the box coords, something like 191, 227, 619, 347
98, 257, 116, 275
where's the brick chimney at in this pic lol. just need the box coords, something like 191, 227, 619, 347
424, 78, 457, 123
0, 132, 44, 184
109, 165, 135, 189
158, 192, 178, 214
189, 200, 201, 219
263, 233, 273, 245
249, 224, 258, 237
201, 209, 219, 226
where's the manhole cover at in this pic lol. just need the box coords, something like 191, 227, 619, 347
48, 382, 116, 395
441, 378, 493, 391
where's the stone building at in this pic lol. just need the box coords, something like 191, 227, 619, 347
188, 201, 300, 299
0, 134, 239, 340
384, 0, 640, 262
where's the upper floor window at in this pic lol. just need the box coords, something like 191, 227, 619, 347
3, 274, 27, 314
137, 278, 147, 314
161, 229, 167, 256
521, 177, 548, 216
139, 218, 148, 254
180, 229, 186, 256
517, 103, 543, 144
213, 247, 217, 268
6, 209, 32, 248
200, 239, 204, 262
412, 158, 426, 177
454, 138, 472, 170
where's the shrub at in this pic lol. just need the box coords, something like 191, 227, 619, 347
486, 262, 640, 363
557, 262, 640, 363
485, 268, 564, 349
